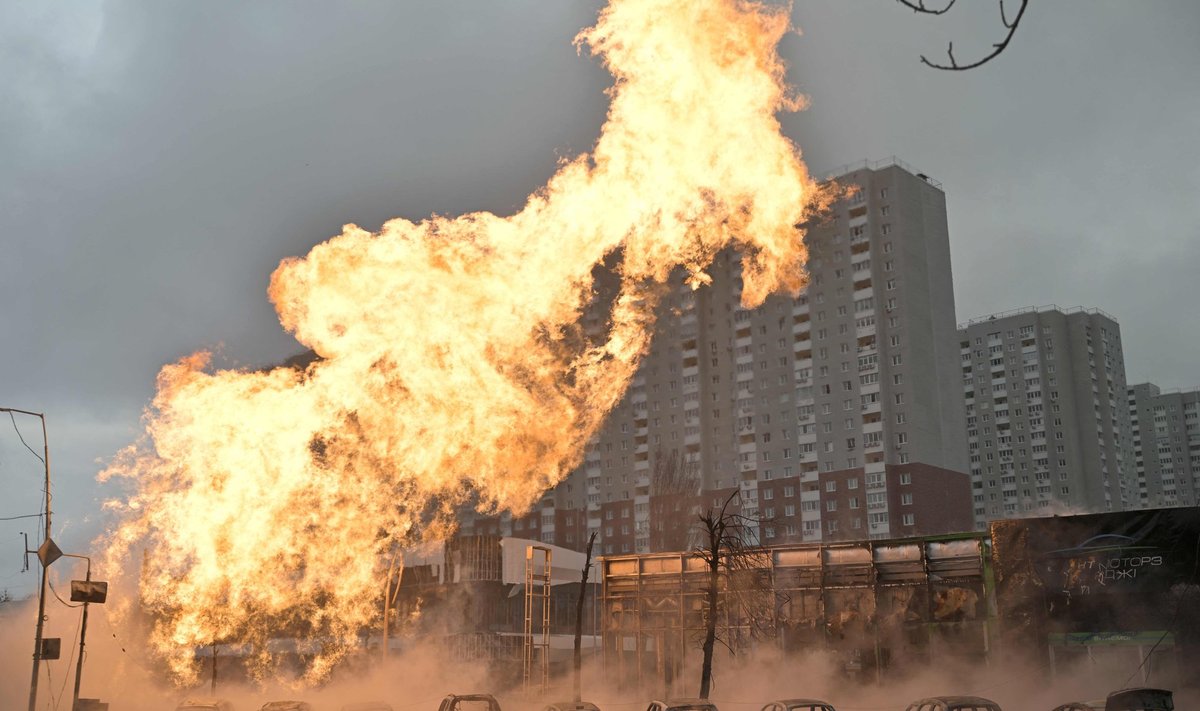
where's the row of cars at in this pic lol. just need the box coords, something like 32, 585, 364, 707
175, 687, 1175, 711
631, 690, 1174, 711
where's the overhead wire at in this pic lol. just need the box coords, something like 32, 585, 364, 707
48, 577, 82, 609
52, 608, 83, 711
3, 411, 49, 542
8, 411, 45, 464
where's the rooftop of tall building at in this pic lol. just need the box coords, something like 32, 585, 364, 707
958, 304, 1118, 330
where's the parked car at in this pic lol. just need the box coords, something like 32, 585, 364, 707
260, 703, 315, 711
176, 700, 235, 711
437, 695, 503, 711
645, 699, 720, 711
542, 702, 601, 711
1052, 688, 1173, 711
762, 699, 836, 711
904, 697, 1002, 711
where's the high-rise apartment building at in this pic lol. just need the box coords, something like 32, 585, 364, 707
957, 307, 1137, 529
1128, 383, 1200, 508
466, 159, 972, 554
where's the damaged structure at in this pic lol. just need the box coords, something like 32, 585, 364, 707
597, 507, 1200, 695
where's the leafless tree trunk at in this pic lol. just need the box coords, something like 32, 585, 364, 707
698, 510, 723, 699
695, 490, 775, 699
573, 532, 598, 702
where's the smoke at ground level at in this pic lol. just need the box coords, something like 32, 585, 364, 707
3, 602, 1195, 711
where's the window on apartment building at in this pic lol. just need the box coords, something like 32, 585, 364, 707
903, 514, 915, 526
825, 481, 837, 492
901, 493, 913, 505
900, 473, 912, 485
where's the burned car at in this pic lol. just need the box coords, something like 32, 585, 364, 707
176, 700, 235, 711
645, 699, 719, 711
761, 699, 836, 711
437, 695, 502, 711
904, 697, 1001, 711
1051, 688, 1172, 711
542, 702, 601, 711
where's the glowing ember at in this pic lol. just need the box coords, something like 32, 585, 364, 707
100, 0, 826, 684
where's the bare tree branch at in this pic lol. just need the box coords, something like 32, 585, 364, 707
694, 490, 777, 698
905, 0, 1030, 71
895, 0, 957, 16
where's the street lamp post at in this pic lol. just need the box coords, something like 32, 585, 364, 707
0, 407, 51, 711
62, 554, 107, 710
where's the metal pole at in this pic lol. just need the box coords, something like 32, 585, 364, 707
211, 641, 217, 695
72, 563, 92, 708
3, 408, 50, 711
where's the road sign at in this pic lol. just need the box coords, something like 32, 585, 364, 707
37, 538, 63, 567
70, 580, 108, 604
39, 638, 60, 660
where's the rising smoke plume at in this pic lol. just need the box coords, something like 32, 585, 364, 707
99, 0, 827, 684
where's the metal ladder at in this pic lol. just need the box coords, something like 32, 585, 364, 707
523, 545, 552, 696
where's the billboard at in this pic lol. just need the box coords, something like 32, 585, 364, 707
990, 508, 1200, 659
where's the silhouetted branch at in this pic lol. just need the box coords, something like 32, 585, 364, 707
896, 0, 957, 15
902, 0, 1030, 71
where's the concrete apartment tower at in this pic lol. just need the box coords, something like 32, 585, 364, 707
468, 159, 972, 553
957, 307, 1137, 529
1128, 383, 1200, 508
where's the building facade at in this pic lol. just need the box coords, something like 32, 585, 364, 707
1128, 383, 1200, 508
467, 159, 972, 554
957, 307, 1137, 529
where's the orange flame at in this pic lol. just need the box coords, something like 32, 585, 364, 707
100, 0, 825, 684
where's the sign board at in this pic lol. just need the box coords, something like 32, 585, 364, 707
991, 508, 1200, 638
39, 637, 61, 660
70, 580, 108, 604
74, 700, 109, 711
37, 538, 63, 567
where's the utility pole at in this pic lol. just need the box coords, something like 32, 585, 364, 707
572, 533, 597, 703
62, 554, 105, 710
1, 407, 51, 711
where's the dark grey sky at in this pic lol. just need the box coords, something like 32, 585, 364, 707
2, 1, 1198, 597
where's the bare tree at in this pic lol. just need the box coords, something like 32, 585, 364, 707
897, 0, 1030, 71
650, 447, 701, 551
573, 532, 598, 702
694, 491, 775, 699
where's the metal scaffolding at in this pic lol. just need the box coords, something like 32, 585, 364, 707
600, 534, 996, 693
523, 545, 553, 695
